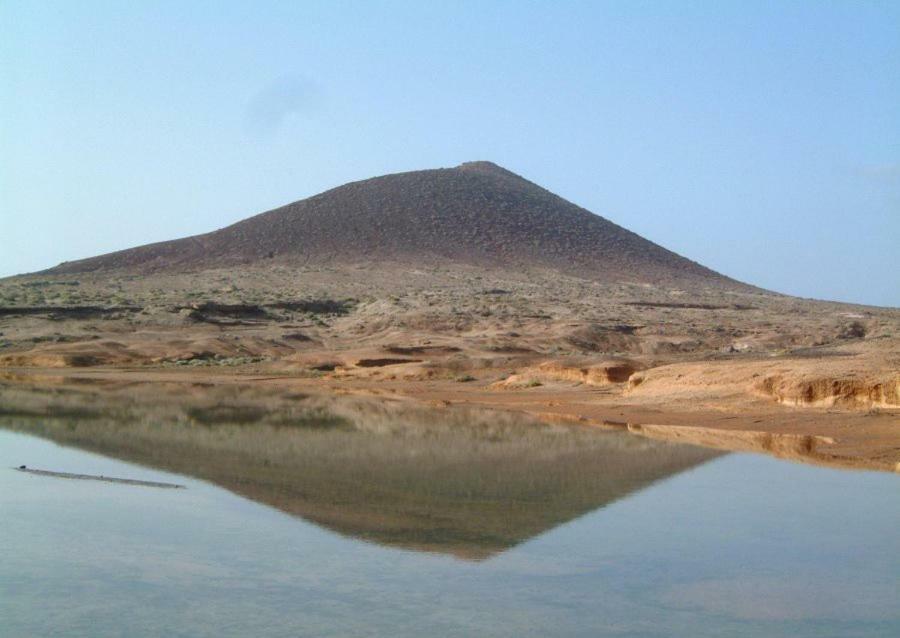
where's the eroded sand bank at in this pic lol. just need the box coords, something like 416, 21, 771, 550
2, 362, 896, 473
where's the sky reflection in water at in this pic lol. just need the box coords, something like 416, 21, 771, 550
0, 388, 897, 638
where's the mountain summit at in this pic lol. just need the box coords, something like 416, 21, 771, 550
46, 161, 744, 288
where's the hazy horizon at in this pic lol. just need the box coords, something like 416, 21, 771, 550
2, 2, 898, 306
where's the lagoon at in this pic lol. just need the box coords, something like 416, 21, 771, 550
1, 389, 898, 638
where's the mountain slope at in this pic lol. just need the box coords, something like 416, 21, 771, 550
45, 161, 745, 289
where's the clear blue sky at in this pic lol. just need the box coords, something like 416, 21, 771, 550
2, 1, 898, 306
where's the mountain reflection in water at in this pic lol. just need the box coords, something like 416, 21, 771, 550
0, 379, 720, 559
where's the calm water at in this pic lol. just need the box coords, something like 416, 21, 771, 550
0, 387, 898, 638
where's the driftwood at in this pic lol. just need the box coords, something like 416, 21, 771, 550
14, 466, 185, 489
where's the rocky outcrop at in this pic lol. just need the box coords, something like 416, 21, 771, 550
755, 373, 900, 409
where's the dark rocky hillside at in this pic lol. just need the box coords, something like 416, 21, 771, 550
44, 161, 747, 289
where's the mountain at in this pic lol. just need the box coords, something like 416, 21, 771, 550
45, 161, 745, 289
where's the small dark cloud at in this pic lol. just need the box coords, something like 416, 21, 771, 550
244, 76, 317, 136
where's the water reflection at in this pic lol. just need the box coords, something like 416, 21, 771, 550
0, 378, 718, 558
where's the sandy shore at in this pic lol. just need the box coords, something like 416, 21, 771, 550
1, 266, 897, 473
3, 365, 897, 473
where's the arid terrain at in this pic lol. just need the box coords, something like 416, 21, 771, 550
1, 162, 897, 471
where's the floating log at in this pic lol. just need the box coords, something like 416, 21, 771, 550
14, 466, 185, 489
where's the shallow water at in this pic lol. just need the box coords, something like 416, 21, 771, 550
0, 393, 898, 638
